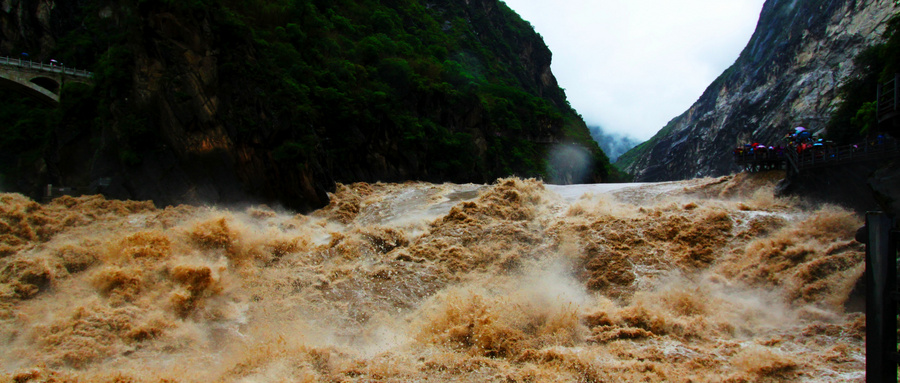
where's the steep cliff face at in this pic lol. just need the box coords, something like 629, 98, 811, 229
3, 1, 326, 209
0, 0, 79, 58
0, 0, 612, 211
618, 0, 897, 182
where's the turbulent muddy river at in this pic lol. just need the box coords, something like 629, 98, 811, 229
0, 171, 866, 382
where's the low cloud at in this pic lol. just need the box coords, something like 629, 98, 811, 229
502, 0, 765, 140
587, 125, 641, 162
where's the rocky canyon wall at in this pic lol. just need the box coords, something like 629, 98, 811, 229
0, 0, 613, 211
619, 0, 897, 182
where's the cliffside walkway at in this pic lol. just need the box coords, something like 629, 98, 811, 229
735, 138, 900, 173
785, 139, 900, 172
734, 149, 785, 172
0, 56, 93, 104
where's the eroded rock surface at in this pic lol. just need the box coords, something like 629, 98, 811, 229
620, 0, 897, 182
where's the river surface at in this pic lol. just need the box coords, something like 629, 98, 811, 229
0, 171, 866, 382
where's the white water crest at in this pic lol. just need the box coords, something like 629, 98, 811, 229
0, 171, 865, 381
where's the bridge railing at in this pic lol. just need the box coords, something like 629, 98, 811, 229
0, 56, 93, 78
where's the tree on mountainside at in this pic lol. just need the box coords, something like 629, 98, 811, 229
1, 0, 619, 208
828, 15, 900, 144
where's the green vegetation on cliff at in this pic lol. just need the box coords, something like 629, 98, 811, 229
0, 94, 53, 189
0, 0, 618, 206
828, 15, 900, 143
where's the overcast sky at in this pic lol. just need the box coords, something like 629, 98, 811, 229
501, 0, 766, 141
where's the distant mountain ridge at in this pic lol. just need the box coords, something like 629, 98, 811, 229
618, 0, 898, 181
587, 126, 640, 162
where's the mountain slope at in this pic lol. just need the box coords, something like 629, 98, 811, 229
618, 0, 897, 181
587, 126, 640, 163
0, 0, 614, 211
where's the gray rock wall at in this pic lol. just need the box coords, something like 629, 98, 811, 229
619, 0, 898, 182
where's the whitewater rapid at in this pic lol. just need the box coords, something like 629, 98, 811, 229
0, 172, 866, 382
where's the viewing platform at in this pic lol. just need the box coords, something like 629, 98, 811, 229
737, 74, 900, 175
735, 138, 900, 174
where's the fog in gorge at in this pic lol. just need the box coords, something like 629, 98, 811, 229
588, 126, 642, 162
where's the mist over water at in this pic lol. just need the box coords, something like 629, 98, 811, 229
547, 144, 593, 184
0, 172, 866, 382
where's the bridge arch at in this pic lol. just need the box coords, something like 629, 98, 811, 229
30, 76, 60, 94
0, 75, 59, 106
0, 57, 94, 105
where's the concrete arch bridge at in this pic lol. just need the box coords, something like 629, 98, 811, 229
0, 56, 93, 105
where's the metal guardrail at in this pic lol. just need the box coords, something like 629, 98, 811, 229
0, 56, 93, 78
736, 139, 900, 173
788, 139, 900, 170
734, 150, 786, 172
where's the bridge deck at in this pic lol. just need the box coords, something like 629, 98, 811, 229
0, 56, 93, 78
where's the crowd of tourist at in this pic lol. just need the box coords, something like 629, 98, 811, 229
734, 126, 894, 171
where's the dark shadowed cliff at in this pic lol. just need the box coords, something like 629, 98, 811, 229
0, 0, 616, 211
618, 0, 897, 182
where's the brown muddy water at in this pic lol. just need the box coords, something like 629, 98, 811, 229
0, 171, 866, 382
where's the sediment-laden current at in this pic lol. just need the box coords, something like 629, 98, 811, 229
0, 172, 865, 382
